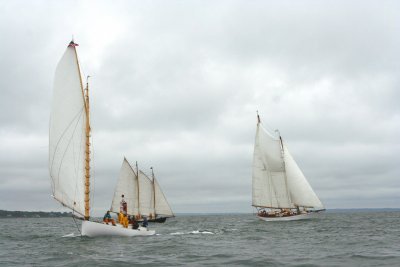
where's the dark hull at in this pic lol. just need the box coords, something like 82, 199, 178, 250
148, 217, 167, 223
136, 217, 168, 223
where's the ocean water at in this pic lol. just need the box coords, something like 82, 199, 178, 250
0, 211, 399, 266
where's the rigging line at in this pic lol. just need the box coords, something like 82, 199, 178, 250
71, 211, 82, 236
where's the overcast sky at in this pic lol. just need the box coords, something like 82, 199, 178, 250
0, 0, 399, 215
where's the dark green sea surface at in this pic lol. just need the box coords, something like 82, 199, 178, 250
1, 212, 399, 266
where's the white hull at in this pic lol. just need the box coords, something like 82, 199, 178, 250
257, 212, 316, 222
81, 220, 155, 237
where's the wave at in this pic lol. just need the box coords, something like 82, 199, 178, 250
61, 233, 78, 238
169, 230, 215, 235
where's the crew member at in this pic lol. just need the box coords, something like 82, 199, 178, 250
118, 194, 129, 228
103, 211, 116, 226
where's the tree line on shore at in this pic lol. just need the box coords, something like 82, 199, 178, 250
0, 210, 72, 218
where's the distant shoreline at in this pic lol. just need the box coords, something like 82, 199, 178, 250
0, 210, 72, 218
1, 208, 399, 218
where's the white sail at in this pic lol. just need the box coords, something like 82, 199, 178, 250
110, 158, 139, 215
154, 178, 174, 217
49, 44, 87, 216
252, 124, 294, 208
284, 144, 324, 209
138, 170, 155, 217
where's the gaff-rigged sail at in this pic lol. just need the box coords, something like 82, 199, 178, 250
49, 42, 87, 217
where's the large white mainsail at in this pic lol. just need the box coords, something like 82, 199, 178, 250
252, 116, 323, 211
49, 41, 88, 217
153, 177, 174, 217
110, 158, 139, 216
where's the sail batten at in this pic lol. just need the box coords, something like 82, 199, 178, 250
252, 120, 324, 210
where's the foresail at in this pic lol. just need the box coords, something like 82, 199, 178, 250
154, 178, 174, 217
252, 124, 294, 208
49, 45, 86, 216
110, 159, 139, 215
138, 171, 155, 217
284, 144, 324, 209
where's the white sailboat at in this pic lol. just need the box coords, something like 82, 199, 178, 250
252, 113, 325, 221
110, 158, 174, 223
49, 40, 155, 237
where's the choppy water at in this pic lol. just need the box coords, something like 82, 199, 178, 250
0, 211, 399, 266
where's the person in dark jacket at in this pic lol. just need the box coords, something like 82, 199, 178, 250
142, 216, 148, 228
131, 216, 139, 229
103, 211, 116, 226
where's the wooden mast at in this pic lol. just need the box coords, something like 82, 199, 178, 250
151, 167, 156, 219
278, 133, 293, 209
84, 77, 91, 220
85, 76, 90, 220
136, 161, 140, 218
71, 40, 91, 220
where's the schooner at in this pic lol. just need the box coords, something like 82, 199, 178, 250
49, 40, 155, 236
252, 113, 325, 221
110, 158, 174, 223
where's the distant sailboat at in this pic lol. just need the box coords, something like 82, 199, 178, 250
110, 158, 174, 223
49, 40, 155, 236
252, 113, 325, 221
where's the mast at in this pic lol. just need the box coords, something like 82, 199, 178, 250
136, 161, 140, 217
278, 132, 292, 208
71, 40, 91, 220
151, 167, 156, 218
84, 76, 91, 220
